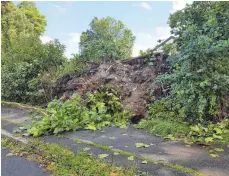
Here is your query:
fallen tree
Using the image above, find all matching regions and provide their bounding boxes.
[52,52,170,123]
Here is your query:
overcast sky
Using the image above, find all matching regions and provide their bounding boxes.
[36,1,192,58]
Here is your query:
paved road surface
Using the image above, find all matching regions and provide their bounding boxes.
[1,148,49,176]
[2,106,229,176]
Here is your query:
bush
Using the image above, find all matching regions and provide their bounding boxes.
[1,37,67,105]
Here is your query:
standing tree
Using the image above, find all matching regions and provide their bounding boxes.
[79,17,135,60]
[17,1,47,36]
[1,2,34,52]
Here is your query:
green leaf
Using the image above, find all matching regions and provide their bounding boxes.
[214,128,222,134]
[85,124,97,131]
[83,147,90,151]
[113,152,119,155]
[190,125,200,133]
[214,148,224,152]
[119,124,127,129]
[205,137,214,143]
[135,143,150,148]
[141,160,148,164]
[210,153,219,158]
[98,154,109,159]
[213,134,223,140]
[165,134,175,140]
[127,156,134,161]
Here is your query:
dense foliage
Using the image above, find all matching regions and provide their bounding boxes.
[1,2,86,105]
[17,1,47,35]
[22,90,133,137]
[79,17,135,60]
[1,36,66,104]
[151,2,229,123]
[1,2,35,52]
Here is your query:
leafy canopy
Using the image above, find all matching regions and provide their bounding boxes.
[17,1,47,35]
[79,17,135,60]
[1,2,35,52]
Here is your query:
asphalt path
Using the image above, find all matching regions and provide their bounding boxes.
[1,148,49,176]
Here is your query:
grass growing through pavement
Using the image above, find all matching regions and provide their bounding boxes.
[1,118,22,126]
[66,136,205,176]
[1,136,138,176]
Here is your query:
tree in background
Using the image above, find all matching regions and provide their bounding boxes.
[1,2,34,52]
[79,17,135,60]
[17,1,47,36]
[1,2,66,104]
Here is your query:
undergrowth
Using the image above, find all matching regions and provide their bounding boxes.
[138,2,229,145]
[1,136,137,176]
[137,107,229,144]
[136,119,190,138]
[20,89,133,137]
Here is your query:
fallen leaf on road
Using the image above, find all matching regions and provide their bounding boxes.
[113,152,119,155]
[141,160,148,164]
[214,148,224,152]
[210,153,219,158]
[127,156,134,161]
[83,147,90,151]
[109,136,116,140]
[98,154,109,159]
[135,143,150,148]
[6,153,14,157]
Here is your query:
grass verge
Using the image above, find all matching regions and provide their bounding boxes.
[64,136,205,176]
[1,136,138,176]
